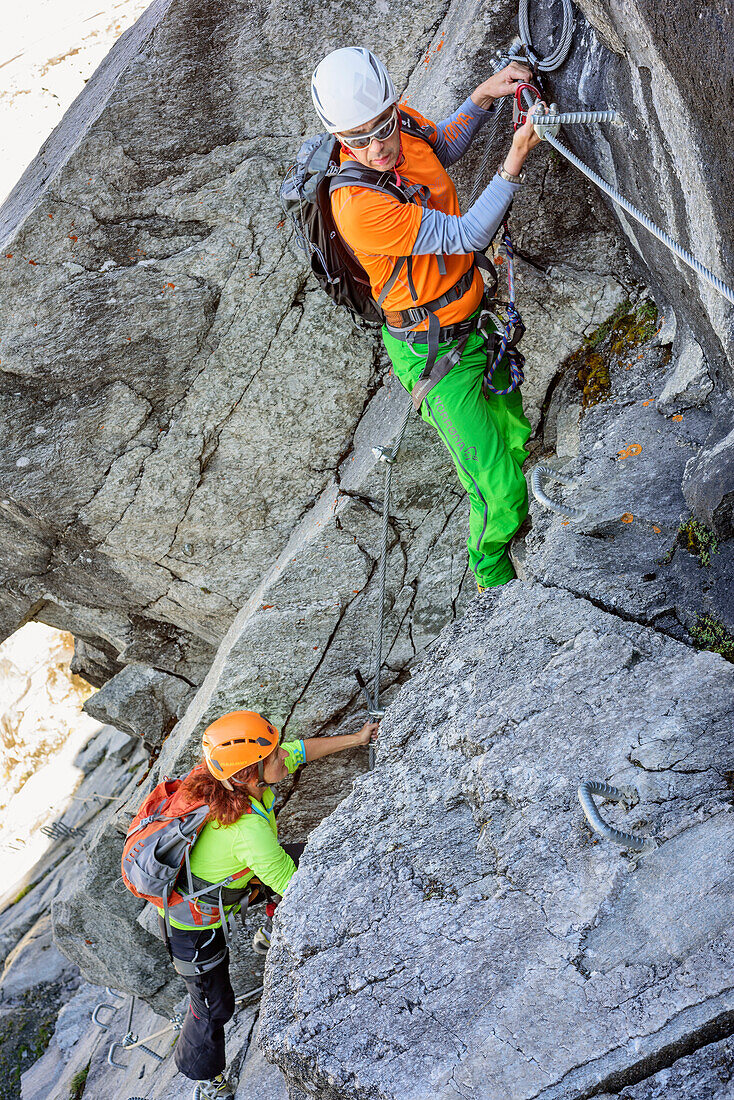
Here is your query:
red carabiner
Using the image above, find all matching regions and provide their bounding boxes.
[513,82,543,130]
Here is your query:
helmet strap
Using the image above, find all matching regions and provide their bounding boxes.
[258,759,265,784]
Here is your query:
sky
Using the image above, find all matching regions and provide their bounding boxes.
[0,0,150,204]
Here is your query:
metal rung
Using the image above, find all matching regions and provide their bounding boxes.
[92,1003,118,1030]
[40,821,81,840]
[539,109,622,126]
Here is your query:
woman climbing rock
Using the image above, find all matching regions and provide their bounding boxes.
[311,47,545,590]
[148,710,378,1099]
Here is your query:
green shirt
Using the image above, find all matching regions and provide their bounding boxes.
[161,739,306,929]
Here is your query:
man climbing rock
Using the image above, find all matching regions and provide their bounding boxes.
[144,711,377,1099]
[311,47,544,590]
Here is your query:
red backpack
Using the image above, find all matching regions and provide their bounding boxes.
[121,772,252,936]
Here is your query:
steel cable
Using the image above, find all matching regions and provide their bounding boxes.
[518,0,575,71]
[370,397,412,768]
[530,464,585,519]
[543,131,734,305]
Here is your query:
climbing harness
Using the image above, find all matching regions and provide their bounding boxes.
[530,465,585,519]
[479,223,525,396]
[578,780,656,854]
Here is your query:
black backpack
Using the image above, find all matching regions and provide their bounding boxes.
[280,110,437,324]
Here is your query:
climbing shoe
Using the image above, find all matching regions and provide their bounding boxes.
[252,917,272,955]
[194,1072,235,1099]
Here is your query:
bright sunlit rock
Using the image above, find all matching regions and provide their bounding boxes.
[0,0,150,204]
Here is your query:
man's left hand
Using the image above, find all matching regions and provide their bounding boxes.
[471,62,534,110]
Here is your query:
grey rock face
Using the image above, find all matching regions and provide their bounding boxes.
[261,582,734,1099]
[612,1037,734,1099]
[3,0,728,698]
[656,331,714,413]
[518,324,733,644]
[0,0,731,1093]
[83,662,195,754]
[552,0,734,373]
[682,423,734,539]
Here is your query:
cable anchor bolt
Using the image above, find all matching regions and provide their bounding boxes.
[372,445,397,465]
[534,107,624,139]
[532,101,561,140]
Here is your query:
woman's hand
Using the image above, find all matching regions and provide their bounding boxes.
[471,62,534,110]
[354,721,380,747]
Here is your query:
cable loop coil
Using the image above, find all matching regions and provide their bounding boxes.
[530,465,585,519]
[518,0,575,71]
[578,780,656,853]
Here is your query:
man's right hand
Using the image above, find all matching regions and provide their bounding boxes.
[512,101,547,154]
[354,721,380,746]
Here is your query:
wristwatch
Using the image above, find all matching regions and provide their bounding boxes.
[497,163,525,184]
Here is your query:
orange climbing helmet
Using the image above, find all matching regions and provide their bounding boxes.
[202,710,279,789]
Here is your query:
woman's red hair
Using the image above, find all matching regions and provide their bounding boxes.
[179,761,258,827]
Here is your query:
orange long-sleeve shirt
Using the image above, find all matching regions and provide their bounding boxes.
[331,104,484,330]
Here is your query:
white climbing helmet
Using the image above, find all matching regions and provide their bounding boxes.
[311,47,397,134]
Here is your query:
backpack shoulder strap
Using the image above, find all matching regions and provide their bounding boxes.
[329,163,410,204]
[397,108,436,147]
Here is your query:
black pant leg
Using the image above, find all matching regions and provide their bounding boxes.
[281,841,305,867]
[162,922,235,1081]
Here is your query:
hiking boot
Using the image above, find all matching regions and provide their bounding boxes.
[252,918,272,955]
[194,1072,235,1099]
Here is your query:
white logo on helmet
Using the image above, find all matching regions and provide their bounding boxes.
[351,71,385,112]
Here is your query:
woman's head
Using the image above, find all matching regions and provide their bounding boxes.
[185,709,286,826]
[202,710,279,791]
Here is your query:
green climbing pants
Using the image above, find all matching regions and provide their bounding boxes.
[382,318,531,588]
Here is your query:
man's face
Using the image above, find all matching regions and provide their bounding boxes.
[338,105,401,171]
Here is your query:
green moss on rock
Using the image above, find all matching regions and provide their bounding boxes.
[690,615,734,662]
[577,350,611,408]
[568,298,660,410]
[662,517,720,567]
[69,1061,90,1099]
[678,517,719,566]
[0,984,64,1100]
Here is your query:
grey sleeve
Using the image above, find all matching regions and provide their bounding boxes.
[432,96,496,168]
[411,175,521,254]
